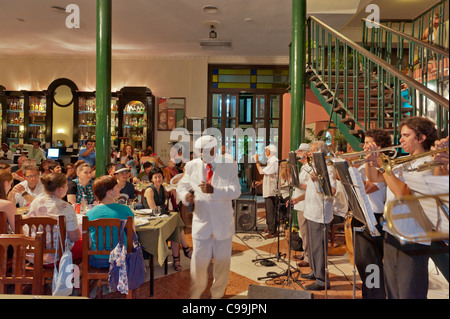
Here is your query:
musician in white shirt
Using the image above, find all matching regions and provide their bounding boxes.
[352,128,392,299]
[289,143,312,266]
[365,117,439,299]
[253,145,279,239]
[177,135,241,299]
[300,141,337,291]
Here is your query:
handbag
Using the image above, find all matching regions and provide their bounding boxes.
[108,220,146,294]
[289,231,304,252]
[52,221,74,296]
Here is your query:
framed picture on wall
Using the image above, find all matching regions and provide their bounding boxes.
[157,97,185,131]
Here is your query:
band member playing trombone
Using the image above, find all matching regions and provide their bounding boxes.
[365,116,439,299]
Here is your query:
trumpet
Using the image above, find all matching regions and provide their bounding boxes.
[384,193,449,243]
[381,147,449,175]
[334,145,402,166]
[336,145,402,159]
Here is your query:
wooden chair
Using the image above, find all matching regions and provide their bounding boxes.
[81,215,135,299]
[329,222,345,247]
[0,232,45,295]
[0,211,8,234]
[15,214,66,286]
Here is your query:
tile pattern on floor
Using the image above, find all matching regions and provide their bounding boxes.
[99,210,449,299]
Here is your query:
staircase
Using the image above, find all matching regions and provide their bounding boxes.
[305,15,449,151]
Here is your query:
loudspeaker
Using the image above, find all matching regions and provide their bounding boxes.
[235,199,257,232]
[247,285,312,299]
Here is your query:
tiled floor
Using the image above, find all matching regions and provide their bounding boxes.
[101,208,449,300]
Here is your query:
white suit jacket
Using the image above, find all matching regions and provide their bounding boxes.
[177,157,241,240]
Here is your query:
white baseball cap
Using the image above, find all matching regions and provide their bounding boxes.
[265,144,278,155]
[296,143,310,152]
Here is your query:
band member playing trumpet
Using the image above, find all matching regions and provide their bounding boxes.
[365,116,438,299]
[351,128,392,299]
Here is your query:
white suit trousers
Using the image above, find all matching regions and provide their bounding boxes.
[190,235,233,299]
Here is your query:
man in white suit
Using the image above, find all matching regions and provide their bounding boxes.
[177,135,241,299]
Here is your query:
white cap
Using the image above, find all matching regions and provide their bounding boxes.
[296,143,310,152]
[194,135,218,150]
[265,144,278,155]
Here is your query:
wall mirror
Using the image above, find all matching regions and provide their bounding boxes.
[48,78,78,148]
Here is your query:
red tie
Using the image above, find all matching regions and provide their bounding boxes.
[206,164,213,183]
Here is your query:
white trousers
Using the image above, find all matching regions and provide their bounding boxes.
[190,235,233,299]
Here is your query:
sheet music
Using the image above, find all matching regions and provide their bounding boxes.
[348,167,381,237]
[402,174,449,236]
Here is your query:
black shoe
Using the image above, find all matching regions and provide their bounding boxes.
[305,282,330,291]
[300,273,315,280]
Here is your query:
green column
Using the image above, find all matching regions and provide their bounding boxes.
[95,0,112,177]
[290,0,307,151]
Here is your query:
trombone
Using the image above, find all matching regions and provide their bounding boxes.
[381,147,449,175]
[384,193,449,243]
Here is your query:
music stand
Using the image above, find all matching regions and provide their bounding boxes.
[333,160,380,236]
[311,151,334,298]
[283,152,305,288]
[333,159,381,298]
[255,154,306,291]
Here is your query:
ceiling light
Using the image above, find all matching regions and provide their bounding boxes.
[199,39,232,50]
[209,25,217,39]
[202,5,218,14]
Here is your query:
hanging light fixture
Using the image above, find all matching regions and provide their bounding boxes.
[209,25,217,39]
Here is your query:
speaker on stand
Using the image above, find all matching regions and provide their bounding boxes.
[235,199,257,232]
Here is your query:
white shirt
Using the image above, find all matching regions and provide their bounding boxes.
[0,149,13,162]
[333,180,348,218]
[293,163,312,212]
[384,155,433,245]
[261,155,279,198]
[358,165,386,215]
[14,181,45,207]
[177,157,241,240]
[303,164,337,224]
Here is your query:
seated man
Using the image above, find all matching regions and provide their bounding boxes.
[8,162,45,207]
[137,161,153,182]
[113,164,136,206]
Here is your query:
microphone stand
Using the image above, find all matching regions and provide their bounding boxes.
[256,161,306,291]
[309,161,332,299]
[352,225,365,299]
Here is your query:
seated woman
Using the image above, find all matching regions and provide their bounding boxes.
[143,167,192,271]
[86,175,135,268]
[0,169,17,233]
[39,159,53,177]
[48,162,62,174]
[66,163,95,206]
[120,144,140,178]
[26,173,82,264]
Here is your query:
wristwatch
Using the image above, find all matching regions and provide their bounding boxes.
[22,191,29,197]
[377,167,386,174]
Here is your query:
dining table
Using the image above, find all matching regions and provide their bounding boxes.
[134,210,185,296]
